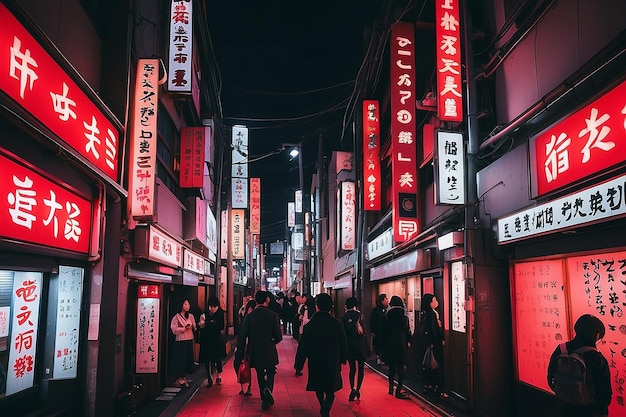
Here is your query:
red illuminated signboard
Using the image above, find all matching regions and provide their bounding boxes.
[0,152,92,254]
[250,178,261,234]
[363,100,381,211]
[180,127,206,188]
[533,79,626,196]
[390,21,419,243]
[435,0,463,122]
[0,3,120,182]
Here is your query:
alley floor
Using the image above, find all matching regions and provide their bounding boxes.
[143,334,463,417]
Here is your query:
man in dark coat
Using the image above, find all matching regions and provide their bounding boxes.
[198,296,226,387]
[235,290,283,410]
[381,295,412,399]
[294,293,348,417]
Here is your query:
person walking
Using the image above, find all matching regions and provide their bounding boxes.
[381,295,411,399]
[547,314,611,417]
[369,293,388,365]
[198,296,226,388]
[170,298,197,387]
[235,290,283,410]
[420,293,447,398]
[283,290,298,336]
[235,298,256,396]
[341,296,370,402]
[295,293,348,417]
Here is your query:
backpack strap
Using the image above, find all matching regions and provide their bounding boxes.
[574,346,597,355]
[559,343,568,354]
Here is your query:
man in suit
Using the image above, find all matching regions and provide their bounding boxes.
[235,290,283,410]
[294,293,348,417]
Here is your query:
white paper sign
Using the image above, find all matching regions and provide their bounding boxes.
[53,266,84,379]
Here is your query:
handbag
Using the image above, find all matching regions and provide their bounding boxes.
[237,359,251,384]
[422,345,439,370]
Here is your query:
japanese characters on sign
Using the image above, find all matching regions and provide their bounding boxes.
[250,178,261,234]
[295,190,303,213]
[498,174,626,243]
[435,0,463,122]
[340,181,356,251]
[363,100,381,211]
[128,59,159,219]
[183,248,204,275]
[167,0,193,94]
[533,79,626,196]
[451,261,466,333]
[287,202,295,228]
[390,22,419,243]
[231,209,245,260]
[6,272,42,396]
[147,225,182,268]
[0,4,121,184]
[53,266,83,380]
[0,152,92,254]
[513,259,568,393]
[180,127,206,188]
[435,131,465,204]
[136,285,160,374]
[231,126,248,209]
[220,210,228,260]
[567,250,626,417]
[367,228,394,261]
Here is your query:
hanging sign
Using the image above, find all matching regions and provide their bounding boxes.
[128,59,159,219]
[435,0,463,122]
[231,209,245,260]
[250,178,261,234]
[363,100,381,210]
[390,21,419,243]
[136,285,160,373]
[180,127,206,188]
[435,131,465,204]
[167,0,193,93]
[340,181,356,251]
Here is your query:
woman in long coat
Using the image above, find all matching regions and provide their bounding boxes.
[420,293,447,397]
[381,295,412,399]
[199,296,226,387]
[295,294,348,417]
[341,296,370,401]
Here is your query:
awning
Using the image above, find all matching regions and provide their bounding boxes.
[323,271,352,289]
[126,264,172,283]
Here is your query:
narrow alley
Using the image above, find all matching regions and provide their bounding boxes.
[140,335,461,417]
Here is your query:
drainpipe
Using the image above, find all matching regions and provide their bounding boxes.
[462,2,478,412]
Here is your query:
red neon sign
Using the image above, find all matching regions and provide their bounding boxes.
[435,0,463,122]
[534,79,626,195]
[363,100,381,211]
[390,22,419,243]
[0,153,92,253]
[0,3,120,182]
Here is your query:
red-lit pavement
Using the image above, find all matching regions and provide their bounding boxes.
[176,335,448,417]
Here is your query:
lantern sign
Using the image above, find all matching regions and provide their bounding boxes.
[435,0,463,122]
[167,0,193,93]
[390,21,419,243]
[363,100,381,211]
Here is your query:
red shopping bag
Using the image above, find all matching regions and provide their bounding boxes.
[237,359,251,384]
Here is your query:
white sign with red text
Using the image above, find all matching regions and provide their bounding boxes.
[128,59,159,219]
[167,0,193,93]
[340,181,356,251]
[6,272,42,396]
[183,248,205,275]
[147,226,182,267]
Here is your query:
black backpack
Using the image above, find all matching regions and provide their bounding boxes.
[549,343,596,405]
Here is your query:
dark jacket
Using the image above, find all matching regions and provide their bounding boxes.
[199,308,226,362]
[420,308,444,346]
[341,309,370,360]
[547,337,611,417]
[235,306,282,370]
[380,306,411,364]
[295,311,348,392]
[369,304,387,351]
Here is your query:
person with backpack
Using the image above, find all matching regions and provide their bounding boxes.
[341,296,370,401]
[547,314,612,417]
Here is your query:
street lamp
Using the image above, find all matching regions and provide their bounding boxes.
[281,142,310,295]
